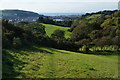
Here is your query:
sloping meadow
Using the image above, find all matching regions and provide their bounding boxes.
[2,46,118,79]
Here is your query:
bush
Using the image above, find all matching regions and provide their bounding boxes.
[81,45,90,52]
[12,37,22,48]
[76,39,91,45]
[2,36,11,49]
[51,29,65,39]
[90,45,119,52]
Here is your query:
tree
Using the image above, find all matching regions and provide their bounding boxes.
[51,29,65,39]
[89,30,100,40]
[2,19,47,48]
[75,39,91,46]
[116,29,120,36]
[12,37,22,48]
[112,36,120,47]
[37,17,54,24]
[94,36,112,46]
[71,21,92,41]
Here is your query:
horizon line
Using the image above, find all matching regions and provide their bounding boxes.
[1,9,118,14]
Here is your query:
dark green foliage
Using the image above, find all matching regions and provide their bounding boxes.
[37,17,54,24]
[70,10,120,50]
[69,19,82,32]
[71,21,92,41]
[89,30,101,40]
[54,39,80,52]
[75,39,91,46]
[2,35,12,49]
[55,20,72,27]
[51,29,65,39]
[2,19,79,52]
[49,29,80,51]
[94,36,112,46]
[112,36,120,47]
[116,29,120,36]
[37,16,72,27]
[82,10,118,17]
[89,22,101,30]
[2,19,24,48]
[12,37,22,48]
[22,23,46,39]
[2,19,46,49]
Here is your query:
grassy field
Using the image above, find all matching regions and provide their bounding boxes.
[53,19,63,21]
[86,14,101,19]
[3,46,118,78]
[41,23,71,38]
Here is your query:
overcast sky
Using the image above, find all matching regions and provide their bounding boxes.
[0,0,119,13]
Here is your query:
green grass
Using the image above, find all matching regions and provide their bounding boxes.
[86,14,101,19]
[3,46,118,78]
[41,23,71,38]
[53,19,62,21]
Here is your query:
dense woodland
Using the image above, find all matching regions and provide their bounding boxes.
[2,10,120,53]
[70,10,120,52]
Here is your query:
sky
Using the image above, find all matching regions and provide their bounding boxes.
[0,0,119,13]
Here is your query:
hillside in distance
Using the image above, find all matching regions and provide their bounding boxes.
[0,9,43,22]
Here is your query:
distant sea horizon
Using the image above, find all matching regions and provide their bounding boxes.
[39,13,85,16]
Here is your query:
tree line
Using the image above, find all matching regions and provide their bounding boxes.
[37,17,72,27]
[2,10,120,53]
[69,10,120,52]
[2,19,79,52]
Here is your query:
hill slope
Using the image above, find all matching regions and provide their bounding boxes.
[1,9,43,22]
[1,10,40,17]
[3,47,118,78]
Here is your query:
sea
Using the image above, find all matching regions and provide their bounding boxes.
[39,13,85,16]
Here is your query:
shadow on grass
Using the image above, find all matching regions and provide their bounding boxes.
[49,48,70,54]
[2,49,27,79]
[30,46,54,54]
[2,46,55,79]
[3,46,119,79]
[13,46,54,54]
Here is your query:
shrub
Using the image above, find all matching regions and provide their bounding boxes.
[2,36,11,49]
[81,45,90,52]
[76,39,91,45]
[51,29,65,39]
[12,37,22,48]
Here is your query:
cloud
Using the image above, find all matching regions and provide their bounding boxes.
[0,1,118,13]
[1,0,119,3]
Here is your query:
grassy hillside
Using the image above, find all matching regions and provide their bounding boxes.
[86,14,101,19]
[3,46,118,78]
[41,23,71,38]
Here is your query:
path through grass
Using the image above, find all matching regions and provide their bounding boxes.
[3,46,118,78]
